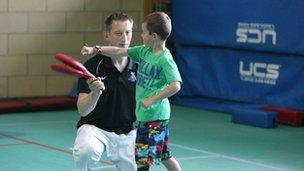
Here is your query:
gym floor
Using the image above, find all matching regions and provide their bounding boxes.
[0,105,303,171]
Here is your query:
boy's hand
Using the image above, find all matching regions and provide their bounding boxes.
[141,98,154,108]
[81,45,95,55]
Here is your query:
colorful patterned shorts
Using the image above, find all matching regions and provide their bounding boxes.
[135,120,172,167]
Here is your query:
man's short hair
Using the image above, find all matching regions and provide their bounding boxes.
[144,12,172,41]
[105,12,133,31]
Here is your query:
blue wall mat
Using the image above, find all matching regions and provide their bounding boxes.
[173,45,304,109]
[173,0,304,55]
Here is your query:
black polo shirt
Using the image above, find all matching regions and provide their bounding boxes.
[77,54,137,134]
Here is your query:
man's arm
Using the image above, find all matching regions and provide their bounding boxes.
[81,45,127,60]
[77,78,104,116]
[141,81,181,108]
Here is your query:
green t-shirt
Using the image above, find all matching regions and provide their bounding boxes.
[127,45,182,122]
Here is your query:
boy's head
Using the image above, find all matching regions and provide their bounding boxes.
[104,12,133,48]
[142,12,172,42]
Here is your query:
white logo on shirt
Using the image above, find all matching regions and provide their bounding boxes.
[128,72,136,82]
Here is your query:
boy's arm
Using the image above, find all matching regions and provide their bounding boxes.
[99,46,128,59]
[81,45,127,59]
[141,81,181,108]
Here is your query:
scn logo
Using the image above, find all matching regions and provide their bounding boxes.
[239,61,280,85]
[236,22,276,45]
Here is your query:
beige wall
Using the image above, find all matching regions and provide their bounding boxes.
[0,0,144,98]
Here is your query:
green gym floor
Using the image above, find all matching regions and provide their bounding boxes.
[0,105,303,171]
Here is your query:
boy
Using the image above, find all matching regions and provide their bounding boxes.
[82,12,182,171]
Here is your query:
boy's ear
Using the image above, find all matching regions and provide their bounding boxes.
[152,33,158,39]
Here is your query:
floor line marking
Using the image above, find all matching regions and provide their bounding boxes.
[0,142,30,147]
[171,143,286,171]
[177,155,219,161]
[0,120,75,126]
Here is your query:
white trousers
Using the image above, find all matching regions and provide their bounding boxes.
[73,124,137,171]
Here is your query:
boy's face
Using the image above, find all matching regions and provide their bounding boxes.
[141,23,154,46]
[105,20,133,48]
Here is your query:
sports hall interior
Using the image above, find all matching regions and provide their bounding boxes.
[0,0,303,171]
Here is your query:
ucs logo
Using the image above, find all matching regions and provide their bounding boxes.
[239,61,280,85]
[236,22,276,45]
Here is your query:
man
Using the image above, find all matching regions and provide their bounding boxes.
[73,12,137,171]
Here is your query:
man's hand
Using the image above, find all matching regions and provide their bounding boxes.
[86,77,105,94]
[81,45,95,55]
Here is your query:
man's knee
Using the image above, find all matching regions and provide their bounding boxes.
[73,141,103,164]
[73,145,91,164]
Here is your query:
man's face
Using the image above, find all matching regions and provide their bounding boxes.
[105,20,133,48]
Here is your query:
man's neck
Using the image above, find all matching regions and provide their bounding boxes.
[112,56,128,72]
[112,56,127,63]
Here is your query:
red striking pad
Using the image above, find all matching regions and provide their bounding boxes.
[51,53,105,91]
[51,53,95,79]
[261,105,304,126]
[51,63,93,79]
